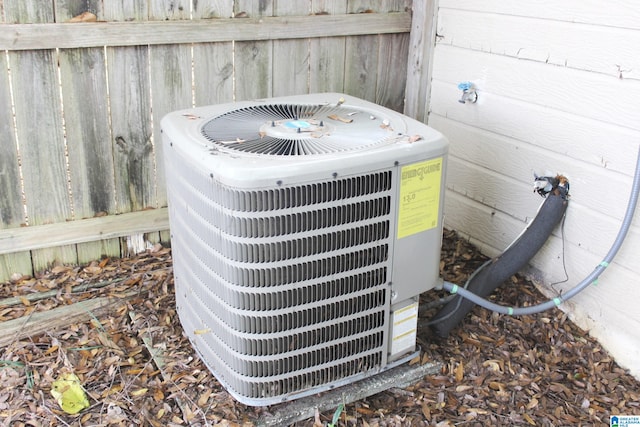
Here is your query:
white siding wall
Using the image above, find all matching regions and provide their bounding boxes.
[428,0,640,378]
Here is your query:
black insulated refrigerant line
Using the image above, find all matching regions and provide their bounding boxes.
[429,181,570,338]
[431,146,640,338]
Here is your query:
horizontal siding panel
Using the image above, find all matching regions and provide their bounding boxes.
[531,238,640,340]
[428,80,640,176]
[446,195,598,288]
[438,119,640,274]
[560,203,640,275]
[447,183,640,277]
[438,0,640,30]
[448,173,640,277]
[531,235,640,316]
[446,163,640,276]
[526,236,592,291]
[446,156,541,221]
[437,8,640,79]
[431,114,636,221]
[432,44,640,131]
[444,189,530,255]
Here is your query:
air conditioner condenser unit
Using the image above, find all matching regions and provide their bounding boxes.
[161,93,448,406]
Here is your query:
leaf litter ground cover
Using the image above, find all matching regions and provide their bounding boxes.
[0,230,639,426]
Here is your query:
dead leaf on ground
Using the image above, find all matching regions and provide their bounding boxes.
[1,230,639,425]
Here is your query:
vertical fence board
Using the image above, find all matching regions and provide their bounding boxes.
[3,0,54,23]
[309,1,347,93]
[192,1,234,106]
[344,1,381,102]
[0,252,34,282]
[376,33,409,112]
[149,0,190,247]
[193,42,234,106]
[273,2,311,96]
[6,1,78,273]
[404,0,435,122]
[349,0,383,13]
[149,0,192,210]
[106,46,155,213]
[0,54,23,228]
[58,49,115,210]
[0,24,33,280]
[234,0,273,101]
[6,19,69,226]
[343,0,408,110]
[192,0,233,19]
[103,2,155,254]
[59,48,121,263]
[375,0,410,112]
[344,34,379,102]
[55,0,120,264]
[309,35,346,93]
[384,0,412,12]
[8,50,71,224]
[149,0,189,20]
[102,1,146,22]
[53,0,104,21]
[58,53,114,215]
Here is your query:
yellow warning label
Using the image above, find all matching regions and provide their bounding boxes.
[397,157,442,239]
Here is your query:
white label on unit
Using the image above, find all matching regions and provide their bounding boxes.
[390,301,419,356]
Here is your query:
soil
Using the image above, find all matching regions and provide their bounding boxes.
[1,229,638,426]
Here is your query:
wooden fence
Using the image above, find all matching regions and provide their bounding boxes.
[0,0,435,282]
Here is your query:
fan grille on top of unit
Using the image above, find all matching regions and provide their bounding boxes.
[201,103,397,155]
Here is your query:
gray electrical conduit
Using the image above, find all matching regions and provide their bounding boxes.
[436,146,640,321]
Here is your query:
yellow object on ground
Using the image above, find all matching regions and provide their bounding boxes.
[50,372,90,414]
